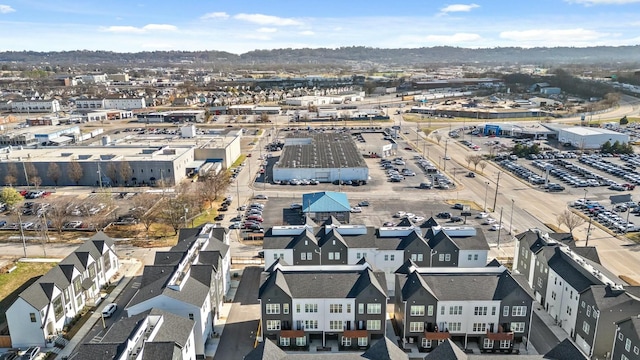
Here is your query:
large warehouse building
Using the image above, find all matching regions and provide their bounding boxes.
[272,132,369,183]
[556,126,630,149]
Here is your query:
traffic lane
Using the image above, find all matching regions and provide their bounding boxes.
[214,266,261,360]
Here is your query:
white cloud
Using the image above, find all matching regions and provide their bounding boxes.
[300,30,315,36]
[440,3,480,13]
[257,27,277,33]
[142,24,177,31]
[201,12,229,20]
[0,4,15,13]
[499,28,608,43]
[566,0,640,4]
[234,13,302,26]
[425,33,482,43]
[101,24,177,34]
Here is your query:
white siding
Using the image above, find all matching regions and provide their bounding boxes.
[291,298,355,331]
[545,268,580,335]
[7,298,45,348]
[436,300,501,335]
[458,250,488,267]
[263,249,293,269]
[347,248,376,266]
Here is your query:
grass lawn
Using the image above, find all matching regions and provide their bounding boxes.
[0,262,58,324]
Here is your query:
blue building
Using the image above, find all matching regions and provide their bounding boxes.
[301,191,351,223]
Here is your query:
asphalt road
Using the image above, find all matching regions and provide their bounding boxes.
[214,266,261,360]
[529,311,561,355]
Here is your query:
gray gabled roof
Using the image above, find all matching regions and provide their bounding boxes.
[153,251,185,266]
[544,338,589,360]
[149,308,194,348]
[361,336,408,360]
[425,338,468,359]
[75,343,125,360]
[243,338,288,360]
[427,230,458,250]
[142,342,181,360]
[419,270,531,302]
[319,228,347,248]
[586,285,640,311]
[399,270,435,301]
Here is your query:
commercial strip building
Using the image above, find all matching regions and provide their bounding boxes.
[273,132,368,183]
[136,110,205,123]
[75,97,146,110]
[0,126,241,186]
[6,233,119,348]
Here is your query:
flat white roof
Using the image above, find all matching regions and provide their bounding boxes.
[563,127,626,136]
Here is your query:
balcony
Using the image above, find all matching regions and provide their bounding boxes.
[485,325,514,341]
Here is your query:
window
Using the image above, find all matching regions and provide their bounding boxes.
[586,306,591,317]
[330,320,343,330]
[188,313,194,320]
[500,340,511,349]
[593,310,599,319]
[301,252,306,260]
[619,333,624,341]
[367,303,381,314]
[483,338,494,348]
[474,254,479,261]
[582,321,590,335]
[512,306,527,317]
[448,322,461,332]
[621,355,629,360]
[305,304,318,313]
[445,254,451,261]
[296,304,301,313]
[411,254,423,262]
[427,305,434,316]
[274,254,279,260]
[358,303,364,314]
[468,254,473,261]
[266,320,281,330]
[266,304,280,314]
[283,304,289,314]
[472,323,486,332]
[634,346,639,355]
[449,306,463,315]
[342,337,351,346]
[567,306,572,316]
[439,254,444,261]
[304,320,318,329]
[358,337,368,346]
[390,255,395,261]
[581,301,585,308]
[347,304,351,313]
[409,322,424,332]
[422,339,432,348]
[626,339,632,351]
[511,322,525,333]
[357,253,361,259]
[29,313,36,322]
[492,307,496,316]
[296,337,306,346]
[537,278,543,287]
[366,320,381,330]
[441,307,445,315]
[410,305,425,316]
[503,306,509,316]
[474,306,488,316]
[280,337,290,346]
[384,255,389,261]
[53,296,63,320]
[330,304,343,313]
[328,252,340,260]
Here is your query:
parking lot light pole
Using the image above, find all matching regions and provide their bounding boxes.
[509,199,515,235]
[484,182,490,212]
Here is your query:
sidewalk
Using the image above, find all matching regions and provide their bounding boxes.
[204,268,243,359]
[54,258,142,359]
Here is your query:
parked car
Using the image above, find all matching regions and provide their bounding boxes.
[102,303,117,318]
[453,203,464,210]
[466,172,476,178]
[18,347,40,360]
[490,224,503,231]
[254,194,268,200]
[350,207,362,213]
[358,201,370,207]
[436,212,452,219]
[449,216,463,223]
[214,214,225,221]
[476,212,489,219]
[290,203,302,209]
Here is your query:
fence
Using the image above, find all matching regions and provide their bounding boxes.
[231,256,264,265]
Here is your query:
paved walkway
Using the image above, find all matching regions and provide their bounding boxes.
[204,269,242,359]
[54,258,142,359]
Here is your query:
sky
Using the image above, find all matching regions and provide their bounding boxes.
[0,0,639,53]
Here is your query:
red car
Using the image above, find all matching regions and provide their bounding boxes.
[246,215,264,222]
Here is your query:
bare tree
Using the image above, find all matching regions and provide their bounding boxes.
[25,162,38,186]
[465,155,473,168]
[434,133,443,145]
[47,199,73,233]
[470,155,483,170]
[68,161,83,185]
[119,161,132,186]
[556,210,585,235]
[131,193,162,237]
[31,176,42,189]
[105,162,118,186]
[479,161,488,174]
[5,163,17,187]
[199,170,231,209]
[47,163,61,188]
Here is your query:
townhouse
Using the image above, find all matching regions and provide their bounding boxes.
[10,99,61,113]
[513,229,640,359]
[75,308,196,360]
[422,338,588,360]
[245,337,409,360]
[262,217,489,294]
[394,262,533,353]
[125,224,230,357]
[75,97,146,110]
[258,261,387,350]
[7,232,119,348]
[612,317,640,360]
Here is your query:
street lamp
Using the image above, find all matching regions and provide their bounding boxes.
[509,199,515,235]
[483,182,490,212]
[430,249,438,267]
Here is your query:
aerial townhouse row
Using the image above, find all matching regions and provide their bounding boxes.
[514,229,640,359]
[7,232,119,348]
[262,216,490,295]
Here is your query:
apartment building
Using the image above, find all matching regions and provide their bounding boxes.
[245,337,409,360]
[612,317,640,360]
[7,232,119,348]
[75,308,196,360]
[262,217,489,293]
[11,99,61,113]
[76,97,146,110]
[258,261,387,351]
[513,229,640,359]
[394,262,533,353]
[126,224,230,356]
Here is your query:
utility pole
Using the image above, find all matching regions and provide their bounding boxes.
[497,207,504,248]
[444,140,449,172]
[493,171,502,211]
[22,161,30,190]
[585,216,593,247]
